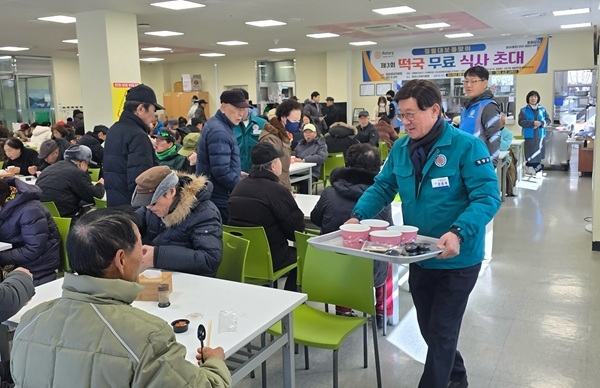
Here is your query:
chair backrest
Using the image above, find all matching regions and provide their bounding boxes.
[94,197,107,209]
[217,232,249,282]
[0,160,3,169]
[42,201,60,217]
[222,225,274,281]
[294,230,318,287]
[53,216,72,272]
[323,152,345,182]
[88,168,101,182]
[303,245,375,315]
[378,141,388,163]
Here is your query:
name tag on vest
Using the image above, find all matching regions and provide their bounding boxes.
[431,177,450,188]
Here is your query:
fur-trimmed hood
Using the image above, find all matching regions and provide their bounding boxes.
[327,122,357,138]
[260,118,290,142]
[163,173,213,228]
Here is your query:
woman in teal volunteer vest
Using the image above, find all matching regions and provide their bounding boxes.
[518,90,551,176]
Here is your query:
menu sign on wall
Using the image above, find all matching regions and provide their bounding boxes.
[362,36,549,81]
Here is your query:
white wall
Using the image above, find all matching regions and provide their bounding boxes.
[52,57,82,119]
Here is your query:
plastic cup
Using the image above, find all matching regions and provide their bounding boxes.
[339,224,371,249]
[387,225,419,243]
[368,230,403,246]
[359,219,389,231]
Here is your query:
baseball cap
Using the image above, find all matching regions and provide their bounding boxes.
[38,140,58,159]
[93,125,109,135]
[198,99,207,104]
[64,144,97,165]
[131,166,179,207]
[326,97,334,102]
[220,90,252,109]
[358,110,370,117]
[152,129,176,143]
[251,142,284,165]
[303,123,318,132]
[178,133,200,157]
[126,84,165,111]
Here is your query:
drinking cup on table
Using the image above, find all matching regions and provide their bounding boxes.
[387,225,419,243]
[359,219,389,231]
[339,224,371,249]
[368,230,403,246]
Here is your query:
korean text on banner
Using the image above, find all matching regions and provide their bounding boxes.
[112,82,140,122]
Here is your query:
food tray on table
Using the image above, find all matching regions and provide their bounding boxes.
[308,230,443,264]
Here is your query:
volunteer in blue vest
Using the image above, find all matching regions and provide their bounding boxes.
[518,90,551,176]
[385,89,401,133]
[347,79,501,388]
[459,66,502,166]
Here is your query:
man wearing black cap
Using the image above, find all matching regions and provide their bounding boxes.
[103,84,161,207]
[228,142,305,291]
[321,96,339,131]
[355,110,379,146]
[27,138,69,175]
[194,99,208,123]
[196,89,250,223]
[78,125,109,166]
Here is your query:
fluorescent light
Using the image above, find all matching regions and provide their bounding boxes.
[150,0,205,10]
[280,66,294,69]
[0,56,11,59]
[416,22,451,29]
[0,47,29,52]
[145,31,184,37]
[306,33,339,39]
[142,47,172,52]
[560,22,592,29]
[349,41,377,46]
[37,15,76,24]
[217,41,248,46]
[140,58,165,62]
[445,33,474,38]
[200,53,225,57]
[269,47,295,52]
[62,39,78,44]
[553,8,590,16]
[372,6,416,15]
[245,20,286,27]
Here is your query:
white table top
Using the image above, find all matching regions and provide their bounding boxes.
[294,194,320,219]
[510,139,525,146]
[498,150,508,161]
[5,272,307,363]
[289,162,316,173]
[0,242,12,252]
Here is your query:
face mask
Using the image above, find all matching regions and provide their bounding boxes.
[386,97,392,102]
[285,120,300,132]
[379,103,386,107]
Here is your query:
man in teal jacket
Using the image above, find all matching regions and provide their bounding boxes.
[349,80,501,388]
[234,109,267,173]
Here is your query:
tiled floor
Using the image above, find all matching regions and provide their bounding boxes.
[236,151,599,388]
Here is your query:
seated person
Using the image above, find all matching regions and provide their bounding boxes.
[3,138,38,176]
[292,123,328,194]
[153,129,188,171]
[28,138,70,175]
[36,145,105,218]
[78,124,109,166]
[10,209,231,388]
[324,122,360,159]
[51,122,76,144]
[0,177,60,285]
[310,143,391,326]
[228,143,305,291]
[178,133,200,174]
[355,110,379,146]
[132,166,222,277]
[499,113,514,153]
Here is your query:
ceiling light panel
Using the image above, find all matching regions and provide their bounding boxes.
[445,33,474,38]
[552,8,590,16]
[416,22,451,29]
[0,47,29,51]
[142,47,172,52]
[560,22,592,29]
[269,48,295,52]
[306,33,339,39]
[62,39,78,44]
[150,1,205,10]
[349,41,377,46]
[372,6,416,15]
[140,58,165,62]
[145,31,184,37]
[245,20,286,27]
[217,41,248,46]
[37,15,76,23]
[200,53,225,57]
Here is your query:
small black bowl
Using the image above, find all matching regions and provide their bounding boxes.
[171,319,190,333]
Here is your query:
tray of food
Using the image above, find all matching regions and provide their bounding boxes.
[307,230,443,264]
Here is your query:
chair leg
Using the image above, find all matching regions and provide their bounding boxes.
[294,343,298,354]
[382,280,388,336]
[304,345,309,370]
[363,321,368,368]
[371,316,383,388]
[333,349,339,388]
[261,333,267,388]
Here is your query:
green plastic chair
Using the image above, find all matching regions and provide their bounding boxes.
[0,160,3,169]
[53,216,72,273]
[269,245,382,388]
[94,197,107,209]
[294,230,319,291]
[217,232,249,283]
[313,152,346,194]
[222,225,297,287]
[42,201,60,217]
[378,141,388,163]
[88,168,101,182]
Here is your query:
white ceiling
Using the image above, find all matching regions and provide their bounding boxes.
[0,0,598,62]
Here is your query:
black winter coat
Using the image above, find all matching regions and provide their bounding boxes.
[0,178,59,285]
[310,167,390,286]
[78,132,104,166]
[37,138,70,172]
[228,169,305,271]
[355,123,379,146]
[103,111,158,207]
[325,124,360,159]
[36,160,105,218]
[135,174,223,277]
[5,147,38,176]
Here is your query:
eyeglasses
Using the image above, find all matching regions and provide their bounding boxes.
[462,79,485,85]
[399,112,419,121]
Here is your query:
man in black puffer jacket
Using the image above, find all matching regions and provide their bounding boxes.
[78,125,108,167]
[104,85,160,207]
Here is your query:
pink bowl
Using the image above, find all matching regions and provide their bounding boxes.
[387,225,419,243]
[339,224,371,249]
[360,219,390,231]
[369,230,403,246]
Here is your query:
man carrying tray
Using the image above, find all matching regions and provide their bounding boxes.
[346,79,501,388]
